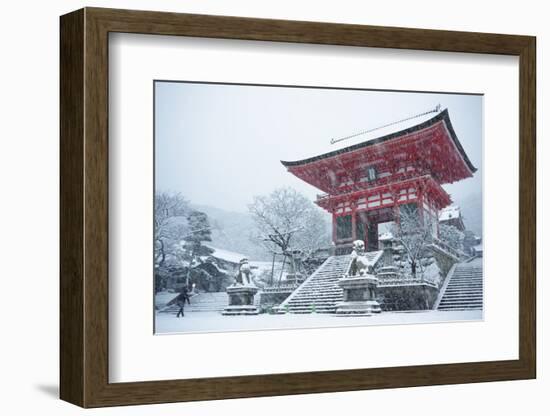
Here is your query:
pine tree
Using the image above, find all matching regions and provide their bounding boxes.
[179,210,214,289]
[183,210,214,259]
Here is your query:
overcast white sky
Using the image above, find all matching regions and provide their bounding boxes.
[155,82,482,214]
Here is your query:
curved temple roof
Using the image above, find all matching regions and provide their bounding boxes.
[281,109,477,174]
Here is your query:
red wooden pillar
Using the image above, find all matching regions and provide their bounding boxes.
[393,195,401,229]
[351,203,357,241]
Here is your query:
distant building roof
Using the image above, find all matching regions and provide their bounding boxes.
[438,205,465,231]
[203,245,279,271]
[203,244,247,264]
[439,205,461,222]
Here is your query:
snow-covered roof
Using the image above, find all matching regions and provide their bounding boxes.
[281,107,442,163]
[204,244,275,268]
[472,244,483,253]
[203,244,247,264]
[378,231,394,241]
[281,109,476,173]
[439,205,461,222]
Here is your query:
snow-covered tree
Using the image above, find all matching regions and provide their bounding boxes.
[154,192,190,268]
[169,210,215,289]
[462,230,479,254]
[154,192,219,292]
[392,203,434,278]
[439,224,465,252]
[248,187,330,273]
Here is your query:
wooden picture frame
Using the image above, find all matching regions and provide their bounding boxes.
[60,7,536,408]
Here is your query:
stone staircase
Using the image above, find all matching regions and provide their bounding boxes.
[435,257,483,311]
[161,292,243,314]
[275,253,380,314]
[275,255,350,314]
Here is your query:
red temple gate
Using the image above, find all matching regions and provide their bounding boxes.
[281,109,476,253]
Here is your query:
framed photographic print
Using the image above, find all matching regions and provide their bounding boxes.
[60,7,536,408]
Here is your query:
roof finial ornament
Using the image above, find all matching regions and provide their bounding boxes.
[330,104,443,145]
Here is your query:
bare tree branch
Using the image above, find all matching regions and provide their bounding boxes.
[248,187,330,264]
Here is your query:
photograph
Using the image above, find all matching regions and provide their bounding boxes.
[53,6,538,409]
[153,81,483,334]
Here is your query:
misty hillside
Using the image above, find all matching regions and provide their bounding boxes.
[453,192,483,237]
[192,204,272,261]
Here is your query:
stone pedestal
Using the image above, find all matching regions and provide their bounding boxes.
[335,274,381,316]
[222,284,259,315]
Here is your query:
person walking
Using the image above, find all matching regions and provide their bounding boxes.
[176,287,191,318]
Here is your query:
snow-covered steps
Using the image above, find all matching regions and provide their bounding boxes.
[275,255,352,314]
[435,257,483,311]
[160,291,255,314]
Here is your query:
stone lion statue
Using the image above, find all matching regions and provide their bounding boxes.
[349,240,373,277]
[235,258,253,286]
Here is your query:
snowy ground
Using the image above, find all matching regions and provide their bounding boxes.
[155,309,483,335]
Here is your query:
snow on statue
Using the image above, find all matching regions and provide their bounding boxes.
[234,258,254,286]
[348,240,373,277]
